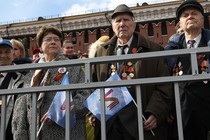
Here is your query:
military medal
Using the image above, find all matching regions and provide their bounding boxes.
[173,61,183,76]
[132,48,137,54]
[110,64,117,75]
[200,59,208,84]
[122,72,127,80]
[198,54,208,84]
[129,73,134,78]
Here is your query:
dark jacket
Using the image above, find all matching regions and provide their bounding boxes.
[164,29,210,136]
[93,32,173,140]
[165,29,210,72]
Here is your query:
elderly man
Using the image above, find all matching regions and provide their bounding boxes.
[0,38,26,140]
[90,4,173,140]
[165,0,210,140]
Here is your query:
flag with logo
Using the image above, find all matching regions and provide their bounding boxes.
[48,73,76,128]
[84,72,133,121]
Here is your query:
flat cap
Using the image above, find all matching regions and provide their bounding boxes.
[111,4,134,19]
[176,0,204,20]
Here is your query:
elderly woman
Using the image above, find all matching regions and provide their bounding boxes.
[12,26,89,140]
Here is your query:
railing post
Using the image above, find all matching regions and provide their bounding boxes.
[31,93,37,140]
[0,95,7,140]
[100,88,106,140]
[174,83,184,140]
[136,85,144,140]
[190,53,199,75]
[65,90,71,140]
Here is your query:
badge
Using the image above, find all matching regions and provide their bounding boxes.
[58,67,67,74]
[132,48,137,54]
[127,61,132,66]
[54,67,67,81]
[178,70,183,76]
[122,72,127,80]
[111,64,116,72]
[129,73,134,78]
[202,71,208,84]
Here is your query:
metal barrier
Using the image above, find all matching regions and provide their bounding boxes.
[1,47,210,140]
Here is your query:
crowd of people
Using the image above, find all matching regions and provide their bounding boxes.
[0,0,210,140]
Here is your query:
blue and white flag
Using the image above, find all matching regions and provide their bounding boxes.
[48,73,76,128]
[84,72,133,121]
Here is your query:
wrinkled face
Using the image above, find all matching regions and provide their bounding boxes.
[13,45,22,59]
[179,8,204,32]
[41,32,62,56]
[112,13,136,42]
[62,43,74,55]
[0,45,14,66]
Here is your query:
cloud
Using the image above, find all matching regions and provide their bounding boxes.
[62,0,144,16]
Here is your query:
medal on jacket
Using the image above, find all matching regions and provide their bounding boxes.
[54,67,67,81]
[120,62,135,80]
[110,64,117,76]
[198,54,209,84]
[173,61,183,76]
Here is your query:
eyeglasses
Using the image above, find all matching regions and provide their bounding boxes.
[43,36,61,43]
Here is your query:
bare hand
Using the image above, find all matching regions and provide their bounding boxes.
[40,112,53,125]
[167,113,175,125]
[144,114,157,130]
[89,115,96,127]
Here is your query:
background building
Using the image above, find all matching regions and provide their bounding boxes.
[0,0,210,57]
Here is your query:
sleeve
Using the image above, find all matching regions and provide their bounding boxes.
[12,94,29,140]
[145,49,174,125]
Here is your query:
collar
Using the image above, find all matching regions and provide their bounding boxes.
[116,35,133,47]
[186,34,201,48]
[0,73,7,77]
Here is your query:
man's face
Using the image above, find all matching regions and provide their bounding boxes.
[0,45,14,66]
[179,8,204,32]
[112,13,136,43]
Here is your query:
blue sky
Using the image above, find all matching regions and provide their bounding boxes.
[0,0,172,24]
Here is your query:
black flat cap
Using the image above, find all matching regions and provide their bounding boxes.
[111,4,134,19]
[176,0,204,20]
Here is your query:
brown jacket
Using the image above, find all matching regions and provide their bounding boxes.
[92,32,173,140]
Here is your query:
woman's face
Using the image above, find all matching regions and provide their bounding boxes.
[41,32,62,57]
[13,45,22,59]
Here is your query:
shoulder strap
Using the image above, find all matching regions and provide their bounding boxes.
[0,72,16,89]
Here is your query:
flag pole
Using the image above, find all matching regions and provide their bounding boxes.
[132,99,155,136]
[36,122,44,138]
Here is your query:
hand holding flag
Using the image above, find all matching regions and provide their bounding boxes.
[47,72,76,128]
[84,72,133,121]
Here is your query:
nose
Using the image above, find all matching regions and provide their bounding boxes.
[119,20,125,26]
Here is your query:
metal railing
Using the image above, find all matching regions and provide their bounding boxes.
[1,47,210,140]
